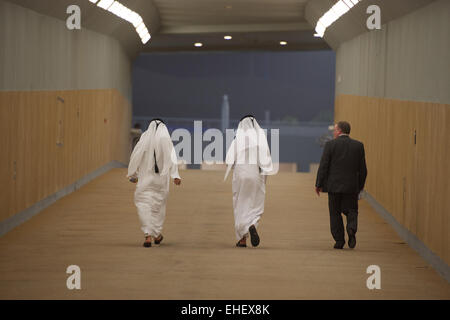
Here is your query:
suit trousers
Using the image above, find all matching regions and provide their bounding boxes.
[327,192,358,243]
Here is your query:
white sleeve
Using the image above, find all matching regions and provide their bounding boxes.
[224,139,236,181]
[169,141,181,180]
[127,132,147,178]
[170,162,181,180]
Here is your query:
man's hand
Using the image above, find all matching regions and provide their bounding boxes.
[174,178,181,186]
[315,187,322,196]
[129,176,138,183]
[358,190,363,200]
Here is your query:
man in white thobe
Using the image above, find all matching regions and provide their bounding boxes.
[225,115,273,247]
[127,119,181,247]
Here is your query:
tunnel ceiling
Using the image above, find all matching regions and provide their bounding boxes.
[5,0,437,58]
[147,0,328,53]
[5,0,327,57]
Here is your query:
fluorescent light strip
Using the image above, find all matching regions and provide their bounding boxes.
[97,0,114,10]
[136,23,146,35]
[332,1,350,17]
[89,0,151,44]
[314,0,360,38]
[138,28,149,38]
[342,0,355,8]
[141,33,151,45]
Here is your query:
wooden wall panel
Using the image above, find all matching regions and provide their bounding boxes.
[335,94,450,265]
[0,89,132,223]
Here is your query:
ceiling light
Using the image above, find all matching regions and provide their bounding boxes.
[316,21,326,33]
[321,11,337,27]
[137,27,149,38]
[97,0,114,10]
[314,0,360,38]
[332,1,350,17]
[194,42,203,47]
[225,5,232,9]
[141,33,151,44]
[108,2,122,15]
[342,0,355,8]
[129,12,143,28]
[224,35,232,40]
[136,23,146,34]
[90,0,151,46]
[280,41,287,46]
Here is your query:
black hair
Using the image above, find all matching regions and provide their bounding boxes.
[337,121,351,134]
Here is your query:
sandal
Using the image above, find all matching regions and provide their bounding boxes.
[249,225,260,247]
[154,234,164,245]
[236,238,247,247]
[143,235,152,248]
[236,241,247,247]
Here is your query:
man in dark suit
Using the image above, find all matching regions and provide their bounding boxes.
[315,121,367,249]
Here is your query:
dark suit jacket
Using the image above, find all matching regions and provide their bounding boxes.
[315,135,367,194]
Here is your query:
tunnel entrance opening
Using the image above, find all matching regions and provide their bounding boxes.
[131,50,336,172]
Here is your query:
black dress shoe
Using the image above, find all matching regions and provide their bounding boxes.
[334,242,345,249]
[348,230,356,249]
[143,241,152,248]
[249,225,260,247]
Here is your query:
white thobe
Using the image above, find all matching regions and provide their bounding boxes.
[134,162,179,237]
[225,116,272,241]
[128,121,180,237]
[232,164,266,240]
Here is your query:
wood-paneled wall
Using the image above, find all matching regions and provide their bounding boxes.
[335,94,450,265]
[0,89,132,222]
